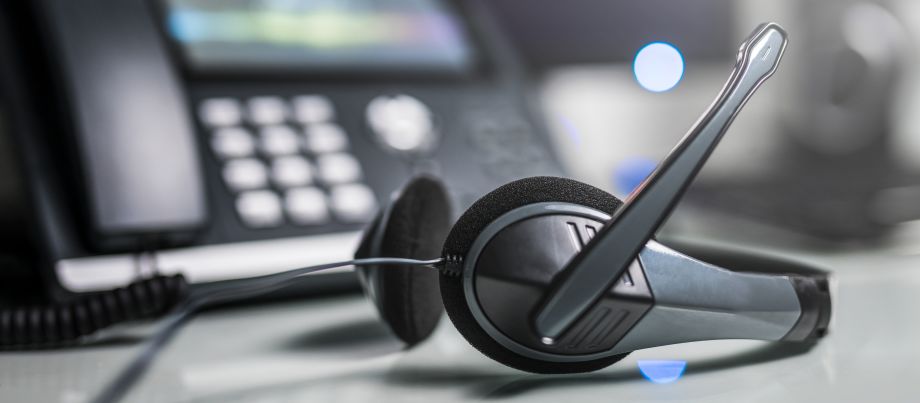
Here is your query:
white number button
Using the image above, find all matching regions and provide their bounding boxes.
[316,153,362,185]
[223,158,268,191]
[211,127,255,159]
[271,156,313,188]
[247,96,288,125]
[259,125,300,156]
[292,95,335,124]
[329,184,377,223]
[284,187,329,225]
[303,123,349,154]
[199,98,242,127]
[236,190,283,228]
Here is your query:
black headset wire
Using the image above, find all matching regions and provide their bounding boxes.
[89,257,445,403]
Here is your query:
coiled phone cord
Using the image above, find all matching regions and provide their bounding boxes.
[0,274,189,348]
[88,257,445,403]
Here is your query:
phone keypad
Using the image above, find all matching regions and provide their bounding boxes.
[199,95,377,229]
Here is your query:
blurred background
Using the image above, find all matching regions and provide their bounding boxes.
[2,0,920,298]
[500,0,920,246]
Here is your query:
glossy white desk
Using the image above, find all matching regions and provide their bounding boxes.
[2,247,918,403]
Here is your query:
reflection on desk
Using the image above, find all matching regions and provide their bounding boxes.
[1,248,918,403]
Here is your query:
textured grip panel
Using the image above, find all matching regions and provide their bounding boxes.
[782,275,832,342]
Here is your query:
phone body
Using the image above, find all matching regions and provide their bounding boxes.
[0,0,563,300]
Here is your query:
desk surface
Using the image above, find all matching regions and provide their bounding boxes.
[2,247,919,403]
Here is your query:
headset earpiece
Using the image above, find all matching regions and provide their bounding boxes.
[438,174,831,374]
[439,176,632,373]
[355,176,452,345]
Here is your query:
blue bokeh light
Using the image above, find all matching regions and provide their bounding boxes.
[637,360,687,384]
[614,157,657,195]
[633,42,684,92]
[558,115,583,147]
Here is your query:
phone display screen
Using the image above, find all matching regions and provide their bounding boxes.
[162,0,475,75]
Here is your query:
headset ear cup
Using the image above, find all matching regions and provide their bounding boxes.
[355,176,452,346]
[439,176,630,373]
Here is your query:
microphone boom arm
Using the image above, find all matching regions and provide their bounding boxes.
[532,23,789,342]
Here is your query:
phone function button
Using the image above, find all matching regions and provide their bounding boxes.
[223,158,268,191]
[292,95,335,124]
[316,153,362,185]
[211,127,255,159]
[366,94,436,154]
[236,190,283,228]
[271,156,313,188]
[303,123,348,153]
[259,125,300,156]
[247,96,288,125]
[329,184,377,223]
[284,187,329,225]
[199,98,242,127]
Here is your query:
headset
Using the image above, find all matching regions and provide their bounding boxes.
[0,22,832,403]
[353,22,830,373]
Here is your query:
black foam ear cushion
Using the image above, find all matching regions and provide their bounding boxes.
[355,176,452,346]
[440,176,630,373]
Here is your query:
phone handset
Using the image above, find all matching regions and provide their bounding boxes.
[39,0,206,248]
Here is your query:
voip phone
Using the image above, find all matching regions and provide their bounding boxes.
[0,0,563,299]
